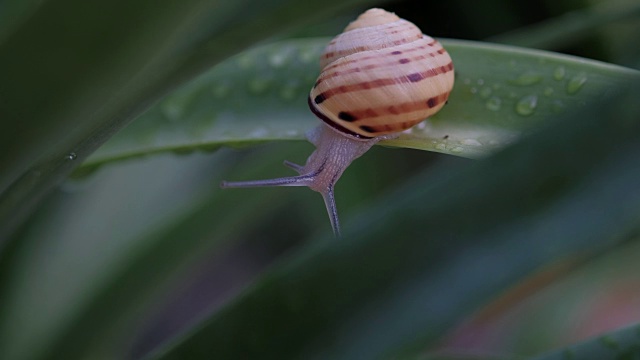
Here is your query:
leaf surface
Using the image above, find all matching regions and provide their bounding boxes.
[82,38,640,171]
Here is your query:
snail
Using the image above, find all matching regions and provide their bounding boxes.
[221,8,454,237]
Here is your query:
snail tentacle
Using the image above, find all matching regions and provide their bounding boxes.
[283,160,304,174]
[221,8,454,236]
[323,185,340,237]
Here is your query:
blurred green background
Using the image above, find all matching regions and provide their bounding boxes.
[1,0,639,359]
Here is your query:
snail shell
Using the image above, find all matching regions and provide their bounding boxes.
[310,8,454,139]
[221,8,455,237]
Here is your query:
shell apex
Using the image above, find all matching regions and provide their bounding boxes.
[344,8,401,31]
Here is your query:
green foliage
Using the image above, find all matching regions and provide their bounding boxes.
[1,0,640,360]
[0,0,376,241]
[82,39,637,169]
[146,82,640,359]
[531,324,640,360]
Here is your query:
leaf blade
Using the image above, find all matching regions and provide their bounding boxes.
[0,0,378,243]
[145,81,640,358]
[529,323,640,360]
[82,38,640,171]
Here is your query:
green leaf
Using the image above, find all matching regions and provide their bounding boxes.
[0,0,378,242]
[529,324,640,360]
[81,38,640,172]
[142,84,640,357]
[418,355,521,360]
[0,144,306,360]
[486,1,640,50]
[0,0,43,44]
[2,69,639,360]
[2,4,640,360]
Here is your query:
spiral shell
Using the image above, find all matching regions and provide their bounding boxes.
[309,8,454,139]
[222,9,455,237]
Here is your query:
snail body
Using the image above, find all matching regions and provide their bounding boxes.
[221,8,454,236]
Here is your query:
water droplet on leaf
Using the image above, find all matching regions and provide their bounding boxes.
[485,97,502,111]
[161,100,184,120]
[268,52,288,68]
[249,127,269,138]
[461,139,482,146]
[553,66,566,81]
[248,78,270,94]
[516,94,538,116]
[567,73,588,94]
[510,71,542,86]
[298,47,318,63]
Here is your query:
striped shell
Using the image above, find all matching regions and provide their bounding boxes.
[309,8,454,139]
[221,9,455,237]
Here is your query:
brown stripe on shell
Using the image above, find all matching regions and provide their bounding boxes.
[359,125,376,134]
[310,89,452,138]
[322,34,423,61]
[338,111,357,121]
[307,96,373,139]
[350,92,451,136]
[322,44,432,73]
[322,39,439,73]
[321,22,424,68]
[315,47,447,87]
[344,91,451,123]
[358,117,425,135]
[314,61,453,103]
[314,93,327,104]
[322,51,337,60]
